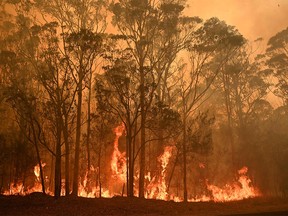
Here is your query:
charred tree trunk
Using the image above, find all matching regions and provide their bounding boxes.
[97,139,102,197]
[30,119,45,194]
[139,63,146,198]
[63,114,70,196]
[182,113,188,202]
[72,71,83,196]
[54,91,63,198]
[126,133,129,196]
[86,72,92,171]
[126,124,134,197]
[167,148,179,192]
[222,72,235,172]
[54,119,62,198]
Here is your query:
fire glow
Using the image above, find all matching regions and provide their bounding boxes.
[145,146,173,200]
[111,124,127,183]
[3,162,50,196]
[205,166,260,202]
[2,125,260,202]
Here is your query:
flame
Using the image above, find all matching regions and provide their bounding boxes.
[3,163,51,195]
[205,166,260,202]
[3,158,260,203]
[3,183,25,195]
[2,127,260,203]
[77,124,126,198]
[111,124,126,183]
[145,146,173,200]
[78,171,91,197]
[77,166,112,198]
[34,162,46,182]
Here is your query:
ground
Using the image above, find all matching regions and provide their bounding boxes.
[0,193,288,216]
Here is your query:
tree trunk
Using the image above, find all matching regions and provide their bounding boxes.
[54,92,63,198]
[126,123,130,196]
[139,64,146,198]
[86,72,92,171]
[97,139,102,198]
[63,114,70,196]
[182,114,188,202]
[223,73,235,172]
[54,119,62,198]
[127,125,134,197]
[72,77,83,196]
[167,148,179,192]
[31,119,45,194]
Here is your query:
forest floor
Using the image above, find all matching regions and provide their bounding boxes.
[0,193,288,216]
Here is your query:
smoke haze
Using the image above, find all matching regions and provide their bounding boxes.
[186,0,288,41]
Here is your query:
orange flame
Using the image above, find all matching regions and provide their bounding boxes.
[111,124,126,183]
[77,124,127,198]
[34,162,46,182]
[3,183,25,195]
[2,130,261,203]
[188,166,260,202]
[145,146,173,200]
[206,166,260,202]
[3,163,51,195]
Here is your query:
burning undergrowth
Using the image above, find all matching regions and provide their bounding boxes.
[2,125,260,202]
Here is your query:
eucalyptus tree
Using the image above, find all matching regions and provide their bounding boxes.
[110,0,159,197]
[65,29,103,195]
[110,0,202,198]
[35,0,107,196]
[266,27,288,105]
[0,10,48,194]
[96,42,140,197]
[0,2,74,196]
[264,28,288,196]
[0,0,108,196]
[215,45,270,170]
[176,17,245,201]
[147,7,203,162]
[28,21,78,197]
[0,56,47,194]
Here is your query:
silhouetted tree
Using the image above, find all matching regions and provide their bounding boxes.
[177,17,245,201]
[266,27,288,104]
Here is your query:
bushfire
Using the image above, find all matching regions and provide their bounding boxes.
[2,125,260,202]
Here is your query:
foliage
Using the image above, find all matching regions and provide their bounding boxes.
[187,111,214,155]
[266,27,288,103]
[0,0,288,199]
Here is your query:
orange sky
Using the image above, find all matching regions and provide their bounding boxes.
[3,1,287,44]
[185,0,288,42]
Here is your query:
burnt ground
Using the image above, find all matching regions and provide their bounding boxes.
[0,193,288,216]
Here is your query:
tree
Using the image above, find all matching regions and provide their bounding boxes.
[212,42,270,172]
[1,0,107,197]
[65,29,103,196]
[35,0,107,196]
[0,8,48,194]
[29,21,77,197]
[96,42,141,197]
[110,0,201,198]
[266,27,288,105]
[177,17,245,201]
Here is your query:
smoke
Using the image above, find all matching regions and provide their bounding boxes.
[186,0,288,41]
[4,1,287,42]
